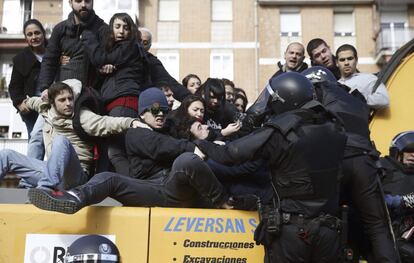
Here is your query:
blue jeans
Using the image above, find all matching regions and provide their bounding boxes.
[19,111,38,137]
[26,115,45,160]
[0,135,87,190]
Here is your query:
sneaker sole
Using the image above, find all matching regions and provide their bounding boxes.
[28,188,80,214]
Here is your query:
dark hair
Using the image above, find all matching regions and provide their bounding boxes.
[222,78,235,89]
[155,80,171,89]
[175,116,199,140]
[105,13,138,51]
[182,74,201,88]
[48,82,73,105]
[336,44,358,60]
[23,19,48,46]
[195,78,225,105]
[234,87,247,100]
[306,38,328,59]
[234,94,248,112]
[175,95,205,120]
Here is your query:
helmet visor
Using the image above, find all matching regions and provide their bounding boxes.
[66,253,118,263]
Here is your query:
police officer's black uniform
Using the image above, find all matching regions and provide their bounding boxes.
[195,73,347,262]
[302,66,399,262]
[381,131,414,262]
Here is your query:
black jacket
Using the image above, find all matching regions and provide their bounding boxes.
[314,81,373,153]
[81,30,147,104]
[204,102,238,130]
[145,52,190,101]
[9,47,41,109]
[380,156,414,196]
[195,102,346,217]
[271,61,308,79]
[125,127,195,179]
[38,11,106,91]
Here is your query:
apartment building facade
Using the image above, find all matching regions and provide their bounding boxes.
[0,0,413,140]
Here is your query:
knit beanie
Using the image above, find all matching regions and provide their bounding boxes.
[138,87,169,115]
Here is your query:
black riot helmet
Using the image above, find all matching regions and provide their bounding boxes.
[301,66,337,84]
[65,235,120,263]
[389,131,414,162]
[267,72,314,115]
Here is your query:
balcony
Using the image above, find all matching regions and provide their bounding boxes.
[258,0,373,5]
[375,22,414,65]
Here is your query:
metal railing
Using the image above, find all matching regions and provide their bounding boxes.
[376,23,414,54]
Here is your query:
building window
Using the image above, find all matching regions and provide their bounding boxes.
[378,9,411,51]
[1,0,28,34]
[1,63,13,90]
[159,0,179,21]
[212,0,232,21]
[280,11,301,57]
[210,51,233,80]
[280,12,301,37]
[334,11,354,37]
[158,0,179,43]
[156,51,179,81]
[157,22,179,43]
[211,0,232,43]
[211,22,232,43]
[333,10,356,51]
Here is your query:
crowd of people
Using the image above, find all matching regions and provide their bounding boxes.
[2,0,414,262]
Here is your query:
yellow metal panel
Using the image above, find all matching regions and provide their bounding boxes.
[0,204,149,263]
[148,207,264,263]
[370,52,414,155]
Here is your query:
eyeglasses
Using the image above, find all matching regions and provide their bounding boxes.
[147,105,169,116]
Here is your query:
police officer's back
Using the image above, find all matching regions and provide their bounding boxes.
[195,72,347,263]
[302,66,400,263]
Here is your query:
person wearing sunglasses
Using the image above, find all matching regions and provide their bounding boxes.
[29,87,236,213]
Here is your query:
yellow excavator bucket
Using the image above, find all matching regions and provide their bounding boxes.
[370,50,414,155]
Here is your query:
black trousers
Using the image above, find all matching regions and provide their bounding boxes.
[74,152,228,208]
[265,223,340,263]
[107,105,137,176]
[342,154,398,262]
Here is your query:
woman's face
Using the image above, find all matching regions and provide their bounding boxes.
[234,98,245,113]
[187,100,205,120]
[24,24,45,49]
[186,77,201,94]
[113,18,130,42]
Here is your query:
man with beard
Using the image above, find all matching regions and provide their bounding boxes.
[34,0,106,171]
[306,38,341,79]
[38,0,106,92]
[271,42,308,78]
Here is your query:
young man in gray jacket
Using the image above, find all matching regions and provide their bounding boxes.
[0,79,140,190]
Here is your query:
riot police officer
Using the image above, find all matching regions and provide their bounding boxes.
[381,131,414,262]
[194,72,347,262]
[302,66,400,262]
[65,234,120,262]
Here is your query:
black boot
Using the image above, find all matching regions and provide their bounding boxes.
[28,188,83,214]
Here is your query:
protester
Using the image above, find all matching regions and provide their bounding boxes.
[271,42,308,78]
[182,74,202,94]
[336,44,389,109]
[9,19,46,137]
[81,13,147,175]
[306,38,341,79]
[28,88,235,213]
[0,79,140,189]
